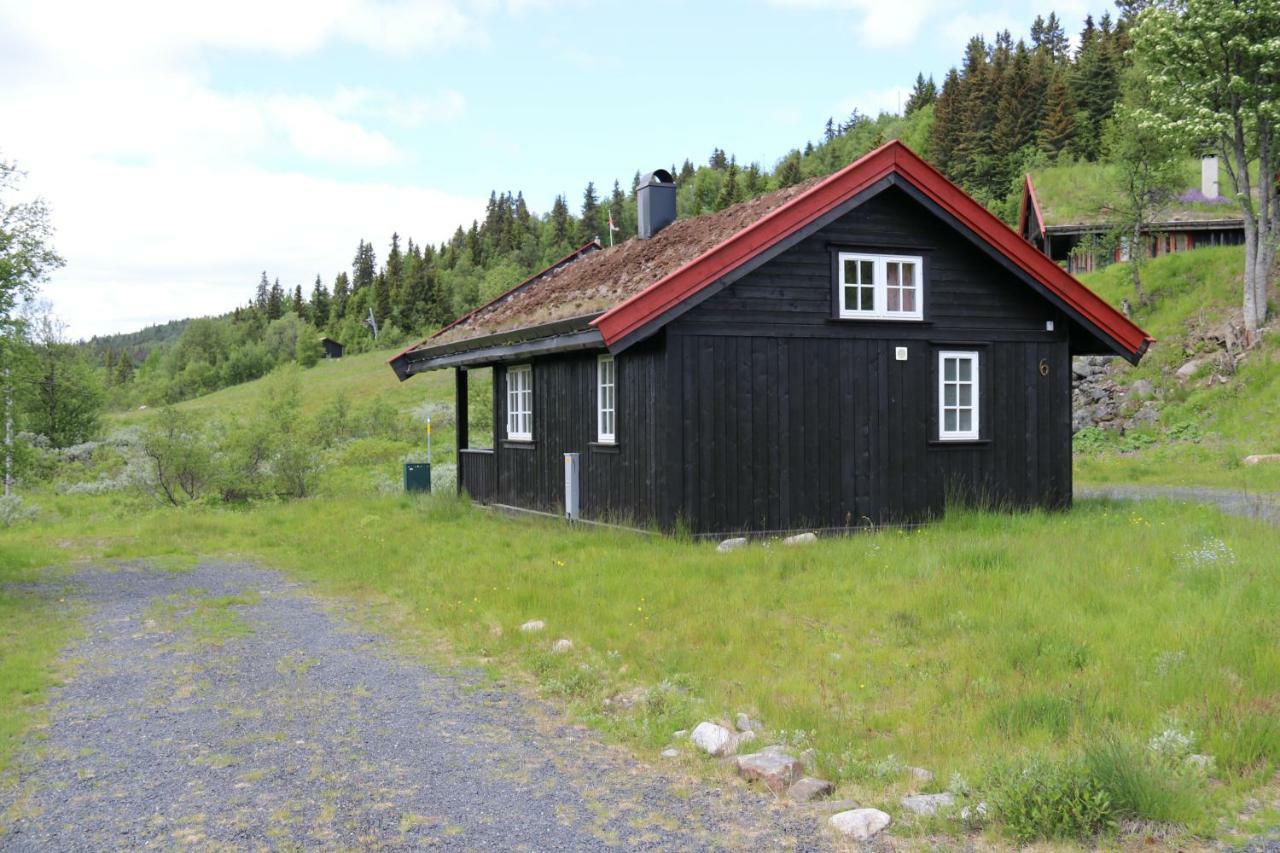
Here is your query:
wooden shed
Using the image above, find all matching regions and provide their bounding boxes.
[321,337,344,359]
[389,141,1151,536]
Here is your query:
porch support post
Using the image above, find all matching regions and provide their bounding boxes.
[455,368,468,496]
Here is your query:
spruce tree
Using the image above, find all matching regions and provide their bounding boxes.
[293,284,306,320]
[371,271,391,329]
[608,180,625,240]
[267,279,284,320]
[580,182,600,243]
[310,275,330,327]
[352,239,376,292]
[385,232,404,307]
[776,152,803,188]
[678,160,695,183]
[332,272,350,321]
[992,41,1042,187]
[904,73,937,114]
[715,158,741,209]
[1038,72,1078,159]
[549,195,571,248]
[255,272,270,313]
[708,148,728,170]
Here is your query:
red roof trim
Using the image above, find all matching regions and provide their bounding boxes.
[1018,174,1046,241]
[593,141,1151,359]
[388,239,601,366]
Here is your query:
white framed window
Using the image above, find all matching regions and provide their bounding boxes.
[596,355,616,444]
[506,364,533,441]
[837,252,923,320]
[939,351,979,441]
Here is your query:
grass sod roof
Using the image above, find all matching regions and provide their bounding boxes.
[1028,157,1243,228]
[410,178,823,351]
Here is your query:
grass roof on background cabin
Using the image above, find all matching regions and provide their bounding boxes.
[1029,158,1242,227]
[422,178,823,349]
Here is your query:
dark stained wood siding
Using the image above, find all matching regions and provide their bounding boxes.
[660,185,1073,534]
[489,337,664,526]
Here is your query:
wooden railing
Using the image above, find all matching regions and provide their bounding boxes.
[458,448,496,503]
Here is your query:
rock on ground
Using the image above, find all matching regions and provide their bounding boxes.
[735,747,804,794]
[552,638,573,653]
[520,619,546,632]
[734,712,763,733]
[716,537,747,553]
[782,532,816,546]
[907,765,934,785]
[900,792,954,816]
[787,777,834,802]
[1244,454,1280,466]
[691,721,737,757]
[829,808,891,841]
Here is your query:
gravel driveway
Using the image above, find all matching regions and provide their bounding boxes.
[1077,484,1280,525]
[0,561,827,851]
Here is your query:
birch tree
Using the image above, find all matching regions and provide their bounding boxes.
[1129,0,1280,338]
[0,157,64,494]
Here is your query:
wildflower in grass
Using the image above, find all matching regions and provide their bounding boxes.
[1176,537,1235,570]
[1148,718,1197,762]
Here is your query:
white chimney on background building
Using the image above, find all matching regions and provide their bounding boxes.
[1201,155,1219,199]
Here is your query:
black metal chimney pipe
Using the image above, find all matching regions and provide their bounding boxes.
[637,169,676,239]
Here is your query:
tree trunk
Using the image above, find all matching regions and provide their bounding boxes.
[1130,220,1147,305]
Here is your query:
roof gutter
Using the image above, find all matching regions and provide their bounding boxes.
[391,314,604,379]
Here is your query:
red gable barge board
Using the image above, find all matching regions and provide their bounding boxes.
[593,141,1151,361]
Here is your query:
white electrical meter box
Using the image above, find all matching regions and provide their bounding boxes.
[563,452,580,520]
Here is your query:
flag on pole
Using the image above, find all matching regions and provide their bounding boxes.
[607,211,620,247]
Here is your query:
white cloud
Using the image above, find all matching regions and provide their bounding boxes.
[37,161,484,337]
[0,0,494,336]
[767,0,948,47]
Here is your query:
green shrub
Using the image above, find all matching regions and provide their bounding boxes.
[988,758,1114,842]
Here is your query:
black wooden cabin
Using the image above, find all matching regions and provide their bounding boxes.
[390,142,1151,536]
[321,337,344,359]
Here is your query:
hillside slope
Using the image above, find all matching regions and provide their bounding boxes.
[1074,246,1280,490]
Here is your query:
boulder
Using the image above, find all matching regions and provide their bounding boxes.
[900,792,954,817]
[519,619,546,633]
[787,776,835,802]
[1244,454,1280,466]
[1130,378,1155,398]
[829,808,891,841]
[716,537,747,553]
[551,638,573,653]
[1175,358,1204,381]
[734,712,763,733]
[782,532,817,546]
[735,746,804,794]
[691,721,737,757]
[907,766,934,785]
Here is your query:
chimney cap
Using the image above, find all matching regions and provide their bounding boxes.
[639,169,675,188]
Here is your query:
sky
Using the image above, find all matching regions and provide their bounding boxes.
[1,0,1105,340]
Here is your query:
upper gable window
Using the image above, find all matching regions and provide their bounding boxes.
[837,253,923,320]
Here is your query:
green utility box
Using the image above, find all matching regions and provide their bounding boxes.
[403,463,432,493]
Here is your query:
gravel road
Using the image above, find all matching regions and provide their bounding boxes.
[1077,484,1280,525]
[0,561,828,851]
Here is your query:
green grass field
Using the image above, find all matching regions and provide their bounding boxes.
[4,485,1280,842]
